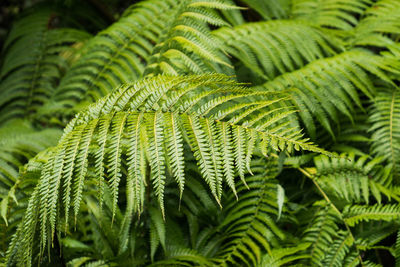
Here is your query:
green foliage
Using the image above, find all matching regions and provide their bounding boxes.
[52,0,234,107]
[0,5,93,125]
[369,86,400,178]
[2,0,400,266]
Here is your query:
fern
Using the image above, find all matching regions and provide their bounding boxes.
[256,50,396,138]
[3,0,400,266]
[343,203,400,226]
[6,74,331,266]
[301,202,341,265]
[0,6,91,124]
[213,161,284,266]
[352,0,400,47]
[292,0,372,31]
[320,231,354,267]
[369,86,400,180]
[312,153,395,204]
[52,0,234,107]
[238,0,290,20]
[260,243,310,267]
[213,20,341,82]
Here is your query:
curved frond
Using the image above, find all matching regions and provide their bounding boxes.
[260,243,310,267]
[312,153,395,204]
[301,202,341,265]
[369,86,400,179]
[6,74,331,266]
[213,161,284,266]
[256,50,397,138]
[0,7,91,124]
[213,20,341,81]
[53,0,233,107]
[353,0,400,47]
[343,203,400,226]
[292,0,372,31]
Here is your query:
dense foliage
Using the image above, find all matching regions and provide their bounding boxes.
[1,0,400,266]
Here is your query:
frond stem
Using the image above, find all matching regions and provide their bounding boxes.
[298,167,364,266]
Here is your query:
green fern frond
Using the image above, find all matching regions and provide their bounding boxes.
[312,153,394,204]
[302,202,341,265]
[0,120,61,221]
[213,166,284,266]
[0,7,91,124]
[213,20,341,81]
[369,86,400,179]
[7,74,331,266]
[343,203,400,226]
[149,247,214,266]
[256,50,396,138]
[292,0,372,31]
[352,0,400,47]
[395,230,400,266]
[260,243,310,267]
[238,0,290,20]
[321,231,354,267]
[53,0,233,107]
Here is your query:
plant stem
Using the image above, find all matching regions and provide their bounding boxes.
[299,167,364,266]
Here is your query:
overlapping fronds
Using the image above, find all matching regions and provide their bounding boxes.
[292,0,372,31]
[256,50,397,138]
[301,202,342,265]
[213,161,284,266]
[343,203,400,226]
[369,86,400,179]
[213,20,341,81]
[0,120,61,200]
[352,0,400,47]
[320,231,355,267]
[53,0,234,106]
[0,120,61,261]
[260,243,310,267]
[312,153,395,204]
[0,6,91,124]
[142,0,235,76]
[235,0,290,20]
[4,0,400,266]
[148,247,214,266]
[6,74,331,266]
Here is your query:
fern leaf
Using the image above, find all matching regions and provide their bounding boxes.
[343,203,400,226]
[292,0,372,31]
[7,74,332,266]
[0,6,90,123]
[369,86,400,179]
[213,20,341,81]
[148,112,167,217]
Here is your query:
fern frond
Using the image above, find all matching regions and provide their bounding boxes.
[260,243,310,267]
[213,161,284,266]
[302,202,341,265]
[0,7,91,124]
[292,0,372,31]
[7,74,331,266]
[256,50,396,138]
[369,86,400,179]
[321,231,354,267]
[312,153,394,204]
[53,0,233,107]
[352,0,400,47]
[149,247,214,266]
[395,230,400,266]
[0,120,61,208]
[343,203,400,226]
[213,20,341,81]
[238,0,290,20]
